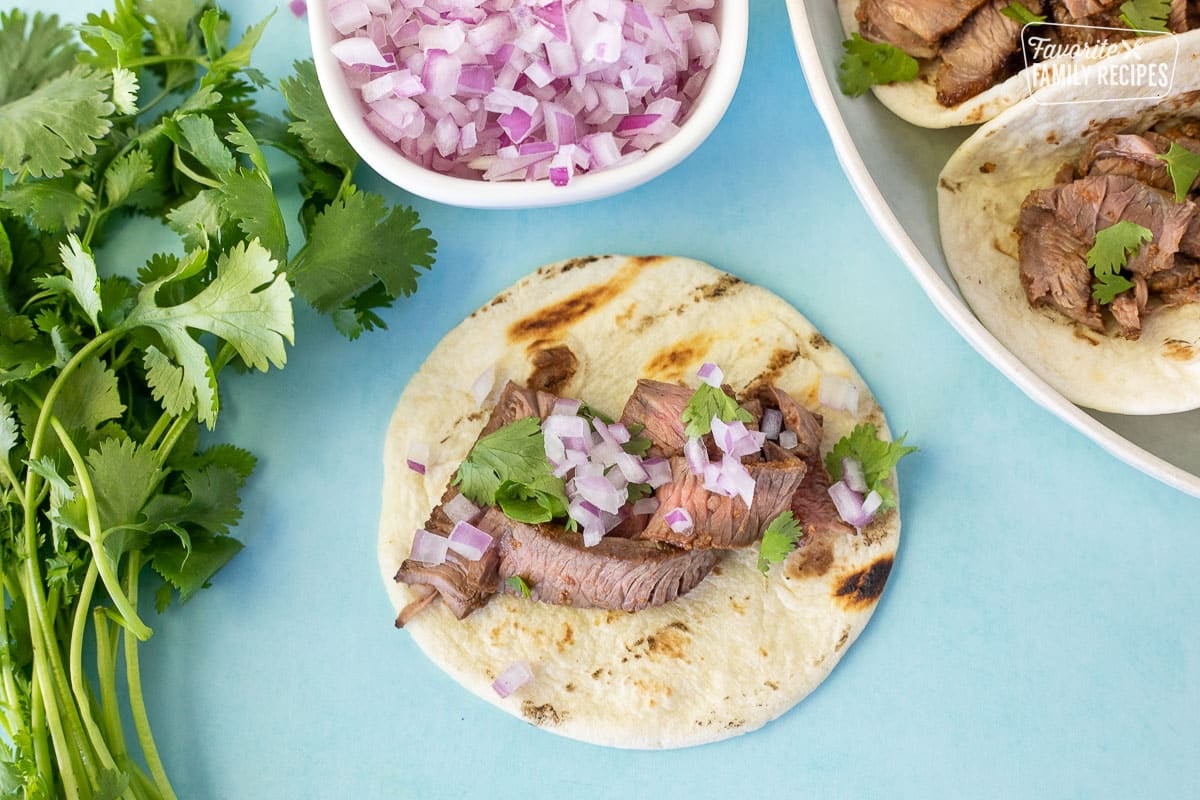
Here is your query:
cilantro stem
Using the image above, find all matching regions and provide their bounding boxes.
[0,581,25,740]
[124,551,177,800]
[27,664,57,797]
[49,415,153,642]
[122,54,210,70]
[172,147,222,190]
[93,608,126,759]
[68,562,122,776]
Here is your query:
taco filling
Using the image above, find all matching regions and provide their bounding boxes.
[854,0,1198,107]
[394,367,884,625]
[1016,119,1200,338]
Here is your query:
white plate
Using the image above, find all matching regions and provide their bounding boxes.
[784,0,1200,499]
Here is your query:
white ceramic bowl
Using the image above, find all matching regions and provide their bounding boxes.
[308,0,748,209]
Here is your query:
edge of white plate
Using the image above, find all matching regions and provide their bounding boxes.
[784,0,1200,499]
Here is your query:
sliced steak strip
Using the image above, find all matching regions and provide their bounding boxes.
[750,386,855,538]
[637,455,807,550]
[1049,175,1197,277]
[1079,134,1174,192]
[858,0,992,55]
[1049,2,1131,45]
[618,379,691,457]
[527,344,578,394]
[395,538,501,621]
[857,0,941,57]
[1018,195,1103,330]
[1059,0,1120,18]
[494,512,720,611]
[935,0,1030,107]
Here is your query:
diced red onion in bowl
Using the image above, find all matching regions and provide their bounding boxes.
[492,661,534,698]
[327,0,720,184]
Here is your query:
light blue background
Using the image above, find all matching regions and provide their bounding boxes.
[22,0,1200,797]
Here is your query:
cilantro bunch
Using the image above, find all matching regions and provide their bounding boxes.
[0,4,436,798]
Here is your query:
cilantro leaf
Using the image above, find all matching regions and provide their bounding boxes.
[172,114,238,178]
[0,179,90,233]
[289,189,436,314]
[0,393,19,463]
[1087,221,1152,304]
[149,532,244,607]
[1157,141,1200,203]
[681,382,752,438]
[1000,2,1047,23]
[55,356,124,432]
[218,169,289,264]
[35,235,103,331]
[279,59,359,173]
[838,33,920,97]
[1120,0,1170,33]
[126,239,294,428]
[103,149,154,208]
[166,189,223,249]
[111,67,139,115]
[0,66,115,178]
[78,1,144,72]
[758,511,803,574]
[454,417,551,507]
[495,475,569,524]
[825,424,916,509]
[506,575,532,598]
[0,11,79,105]
[208,14,273,82]
[142,458,253,537]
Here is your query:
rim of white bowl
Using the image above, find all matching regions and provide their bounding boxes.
[308,0,749,209]
[785,0,1200,499]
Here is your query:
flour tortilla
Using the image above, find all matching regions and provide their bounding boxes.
[837,0,1180,128]
[378,255,902,748]
[938,32,1200,413]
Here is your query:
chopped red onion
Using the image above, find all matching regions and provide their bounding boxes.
[614,452,649,483]
[332,36,391,67]
[589,439,623,467]
[492,661,533,698]
[702,455,754,507]
[290,0,307,18]
[684,436,708,475]
[761,408,783,440]
[819,374,860,415]
[331,0,371,34]
[664,507,693,534]
[828,480,873,528]
[582,524,605,547]
[643,456,672,488]
[332,0,720,183]
[406,441,430,475]
[574,474,624,514]
[551,396,582,417]
[842,457,868,493]
[632,497,660,516]
[778,429,798,450]
[471,364,495,405]
[861,490,883,520]
[447,520,494,561]
[409,528,449,565]
[696,362,723,387]
[443,493,482,524]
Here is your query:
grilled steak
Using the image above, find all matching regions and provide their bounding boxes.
[494,512,720,611]
[527,344,578,394]
[858,0,991,57]
[1018,196,1103,330]
[749,386,855,538]
[395,539,501,620]
[619,379,691,456]
[935,0,1030,107]
[637,454,807,549]
[1058,0,1121,18]
[1079,134,1174,192]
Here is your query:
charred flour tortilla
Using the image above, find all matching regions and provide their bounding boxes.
[378,255,902,748]
[939,32,1200,414]
[838,0,1195,128]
